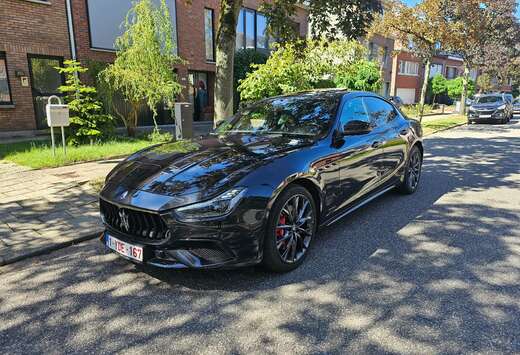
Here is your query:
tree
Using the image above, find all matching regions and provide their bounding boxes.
[444,0,519,114]
[430,74,447,104]
[237,39,368,102]
[100,0,183,136]
[56,60,114,145]
[372,0,454,121]
[214,0,383,123]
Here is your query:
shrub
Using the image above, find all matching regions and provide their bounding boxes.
[56,60,114,145]
[334,59,382,92]
[446,77,475,100]
[238,39,369,102]
[430,74,448,103]
[234,49,268,111]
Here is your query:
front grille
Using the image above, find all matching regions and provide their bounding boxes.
[189,248,231,263]
[100,199,169,241]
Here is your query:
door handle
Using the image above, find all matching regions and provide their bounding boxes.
[371,140,384,148]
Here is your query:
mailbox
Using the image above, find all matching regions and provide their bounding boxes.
[45,96,70,157]
[46,96,70,127]
[174,102,193,140]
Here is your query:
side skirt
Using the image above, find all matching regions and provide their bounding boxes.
[322,184,396,227]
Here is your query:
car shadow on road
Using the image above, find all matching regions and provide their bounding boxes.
[1,124,520,353]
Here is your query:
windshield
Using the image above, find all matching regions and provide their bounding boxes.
[216,94,340,137]
[475,96,503,104]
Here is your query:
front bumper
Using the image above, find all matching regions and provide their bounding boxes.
[468,111,506,122]
[100,198,268,269]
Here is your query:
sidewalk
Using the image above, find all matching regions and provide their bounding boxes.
[0,159,119,265]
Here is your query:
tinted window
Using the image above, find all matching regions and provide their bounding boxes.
[217,95,340,137]
[363,97,395,126]
[339,98,370,130]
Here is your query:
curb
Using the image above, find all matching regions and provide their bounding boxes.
[0,230,102,267]
[424,122,467,137]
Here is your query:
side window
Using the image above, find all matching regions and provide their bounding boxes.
[363,97,395,126]
[339,97,370,131]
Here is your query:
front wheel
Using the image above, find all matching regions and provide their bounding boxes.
[397,146,423,194]
[262,185,317,272]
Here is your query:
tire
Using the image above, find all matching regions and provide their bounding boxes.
[397,145,423,195]
[262,185,317,272]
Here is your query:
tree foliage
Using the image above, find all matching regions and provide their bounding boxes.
[100,0,183,136]
[371,0,456,120]
[263,0,382,40]
[56,60,114,145]
[237,39,370,102]
[444,0,520,112]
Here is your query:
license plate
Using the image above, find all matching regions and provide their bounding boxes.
[105,234,143,262]
[479,114,492,118]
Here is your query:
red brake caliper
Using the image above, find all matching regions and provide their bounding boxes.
[276,214,286,239]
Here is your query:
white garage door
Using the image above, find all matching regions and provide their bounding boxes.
[396,88,416,104]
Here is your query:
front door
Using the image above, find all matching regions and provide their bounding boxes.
[188,71,210,122]
[28,55,64,129]
[334,96,386,212]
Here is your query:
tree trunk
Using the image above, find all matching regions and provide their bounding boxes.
[126,104,139,137]
[460,64,470,115]
[214,0,243,125]
[418,57,431,122]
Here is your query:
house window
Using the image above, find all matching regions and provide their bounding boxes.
[446,66,458,79]
[235,8,273,51]
[86,0,178,55]
[204,8,215,62]
[398,60,419,76]
[245,9,255,49]
[0,53,12,104]
[256,13,268,49]
[430,63,444,78]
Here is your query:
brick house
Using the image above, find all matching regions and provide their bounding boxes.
[390,44,467,104]
[0,0,72,133]
[0,0,309,134]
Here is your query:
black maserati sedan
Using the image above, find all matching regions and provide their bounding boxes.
[99,90,423,272]
[468,93,513,124]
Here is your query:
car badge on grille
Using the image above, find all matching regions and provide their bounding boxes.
[119,210,130,231]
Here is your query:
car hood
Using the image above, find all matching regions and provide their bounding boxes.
[101,134,313,211]
[471,102,505,110]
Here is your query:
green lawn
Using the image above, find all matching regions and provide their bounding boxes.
[0,138,158,169]
[421,115,467,136]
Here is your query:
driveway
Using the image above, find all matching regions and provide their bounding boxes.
[1,120,520,354]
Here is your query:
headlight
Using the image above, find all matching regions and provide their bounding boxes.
[497,104,506,110]
[174,188,247,221]
[468,107,475,112]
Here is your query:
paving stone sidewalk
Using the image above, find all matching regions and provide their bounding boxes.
[0,159,120,265]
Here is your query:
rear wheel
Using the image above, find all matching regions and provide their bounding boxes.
[262,185,317,272]
[397,146,422,194]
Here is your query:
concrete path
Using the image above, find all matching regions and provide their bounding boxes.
[1,119,519,353]
[0,159,119,265]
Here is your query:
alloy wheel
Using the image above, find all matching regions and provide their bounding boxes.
[408,150,422,190]
[275,194,315,263]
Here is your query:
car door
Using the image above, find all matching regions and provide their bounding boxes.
[334,96,387,211]
[363,96,408,183]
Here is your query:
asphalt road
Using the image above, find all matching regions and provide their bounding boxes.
[2,119,520,354]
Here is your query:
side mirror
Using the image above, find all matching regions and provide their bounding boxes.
[342,120,373,135]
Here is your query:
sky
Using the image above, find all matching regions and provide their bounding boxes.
[402,0,520,17]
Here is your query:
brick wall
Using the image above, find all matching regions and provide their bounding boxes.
[0,0,71,132]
